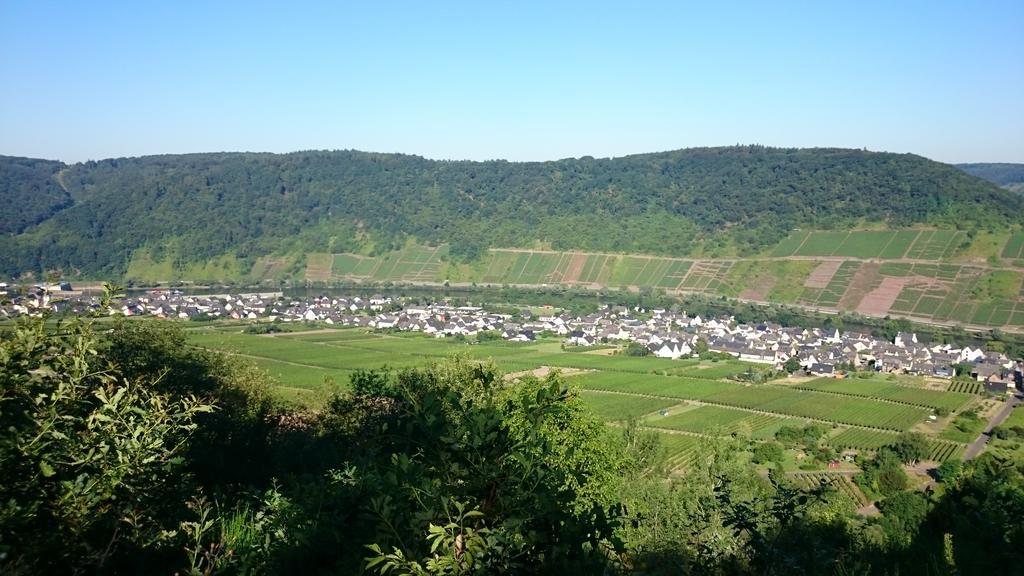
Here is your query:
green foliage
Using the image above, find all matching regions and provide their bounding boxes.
[876,490,930,547]
[934,459,962,483]
[775,424,827,448]
[783,356,802,374]
[3,313,1023,573]
[890,432,931,464]
[751,441,784,465]
[623,341,651,357]
[957,162,1024,189]
[0,155,70,235]
[0,316,214,572]
[3,147,1021,278]
[855,449,909,498]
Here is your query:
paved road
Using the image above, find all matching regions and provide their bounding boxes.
[964,394,1023,460]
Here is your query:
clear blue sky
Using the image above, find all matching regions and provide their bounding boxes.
[2,1,1022,163]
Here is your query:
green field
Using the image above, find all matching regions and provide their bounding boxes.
[796,378,972,412]
[643,404,801,439]
[191,329,936,432]
[769,230,963,259]
[580,392,681,421]
[1003,233,1024,260]
[187,327,987,471]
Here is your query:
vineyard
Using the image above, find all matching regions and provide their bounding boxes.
[189,327,983,477]
[796,378,972,412]
[697,386,929,431]
[790,472,869,508]
[658,433,706,471]
[948,380,983,394]
[580,392,681,422]
[827,428,966,462]
[306,231,1024,329]
[643,405,800,439]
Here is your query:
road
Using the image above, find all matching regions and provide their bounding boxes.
[964,394,1023,460]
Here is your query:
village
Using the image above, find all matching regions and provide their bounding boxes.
[4,281,1023,393]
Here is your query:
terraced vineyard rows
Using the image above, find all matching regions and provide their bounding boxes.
[790,473,869,508]
[312,232,1024,329]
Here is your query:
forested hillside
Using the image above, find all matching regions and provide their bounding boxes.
[0,156,71,235]
[1,146,1020,278]
[957,162,1024,194]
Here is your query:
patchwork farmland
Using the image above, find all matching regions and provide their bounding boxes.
[769,229,965,259]
[188,327,984,475]
[307,228,1024,329]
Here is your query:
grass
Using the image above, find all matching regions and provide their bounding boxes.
[940,410,988,443]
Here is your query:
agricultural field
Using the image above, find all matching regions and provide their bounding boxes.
[657,433,708,471]
[769,230,963,259]
[789,472,869,508]
[796,260,861,309]
[697,386,930,431]
[947,380,983,394]
[826,428,965,462]
[643,404,801,439]
[1003,232,1024,263]
[329,244,448,283]
[796,377,972,412]
[187,326,985,472]
[306,229,1024,329]
[580,392,681,422]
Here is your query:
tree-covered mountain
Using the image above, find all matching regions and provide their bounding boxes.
[1,146,1020,278]
[957,162,1024,194]
[0,156,71,235]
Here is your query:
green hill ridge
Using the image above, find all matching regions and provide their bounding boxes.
[1,146,1020,279]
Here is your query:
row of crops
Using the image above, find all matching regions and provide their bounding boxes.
[570,371,930,431]
[795,378,972,412]
[827,428,965,462]
[658,433,706,470]
[643,405,798,440]
[698,386,929,431]
[948,380,983,394]
[790,472,869,508]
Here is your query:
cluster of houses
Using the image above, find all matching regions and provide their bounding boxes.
[3,283,1022,393]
